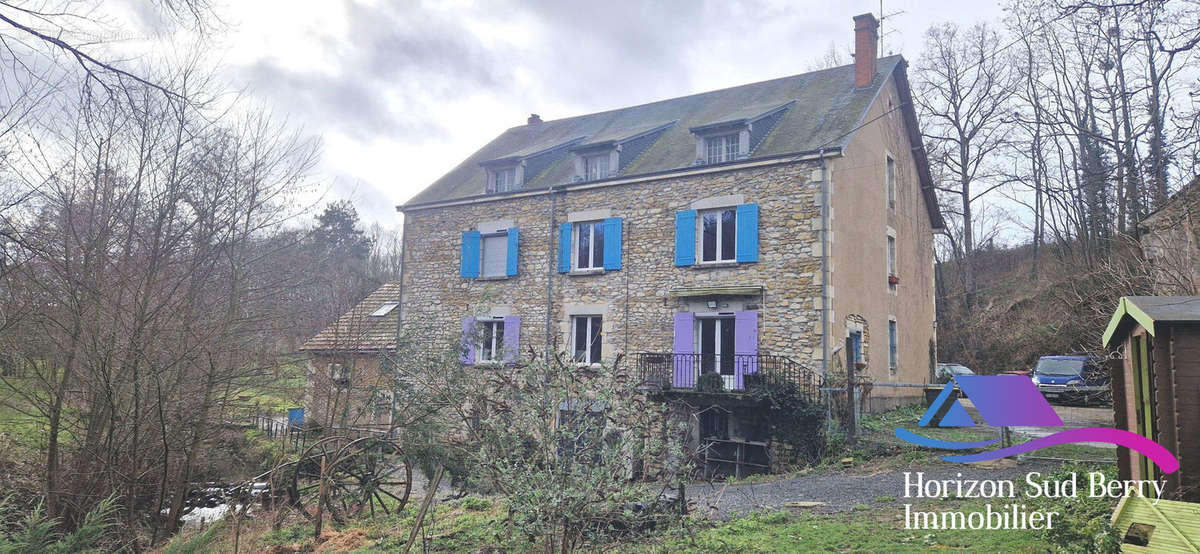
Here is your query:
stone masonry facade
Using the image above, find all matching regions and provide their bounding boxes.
[398,160,825,370]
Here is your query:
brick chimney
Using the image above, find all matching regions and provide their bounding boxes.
[853,13,879,88]
[527,113,542,125]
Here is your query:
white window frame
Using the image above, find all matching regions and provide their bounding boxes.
[573,221,604,270]
[888,317,899,372]
[370,303,397,317]
[480,231,509,278]
[885,154,896,209]
[705,133,740,164]
[583,153,610,181]
[476,317,505,364]
[491,166,519,193]
[699,207,737,263]
[571,315,603,365]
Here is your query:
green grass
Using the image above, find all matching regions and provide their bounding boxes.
[631,504,1049,553]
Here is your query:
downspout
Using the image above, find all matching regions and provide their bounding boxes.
[819,150,832,378]
[393,210,408,431]
[545,187,558,360]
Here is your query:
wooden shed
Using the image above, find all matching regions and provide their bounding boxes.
[1103,296,1200,501]
[1110,495,1200,553]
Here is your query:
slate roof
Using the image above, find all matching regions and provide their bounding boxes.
[300,282,401,352]
[402,55,941,229]
[1103,296,1200,346]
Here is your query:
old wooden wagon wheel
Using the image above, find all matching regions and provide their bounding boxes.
[287,435,411,522]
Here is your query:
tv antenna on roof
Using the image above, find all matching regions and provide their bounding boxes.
[878,0,906,55]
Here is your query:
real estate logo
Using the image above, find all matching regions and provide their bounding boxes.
[894,375,1178,473]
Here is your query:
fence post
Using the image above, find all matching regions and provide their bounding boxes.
[844,337,856,444]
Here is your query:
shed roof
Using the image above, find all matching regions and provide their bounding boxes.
[300,282,401,353]
[400,56,942,228]
[1110,494,1200,553]
[1103,296,1200,347]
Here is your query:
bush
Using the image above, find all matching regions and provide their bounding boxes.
[696,372,724,392]
[1025,463,1121,553]
[749,382,827,465]
[0,495,118,554]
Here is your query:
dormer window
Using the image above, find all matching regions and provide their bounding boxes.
[705,133,741,164]
[584,153,610,181]
[572,147,618,182]
[491,166,519,193]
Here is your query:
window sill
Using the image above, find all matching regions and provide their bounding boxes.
[692,261,740,269]
[477,275,512,281]
[568,268,606,276]
[573,362,603,369]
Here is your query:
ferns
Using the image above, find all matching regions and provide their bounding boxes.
[0,495,119,554]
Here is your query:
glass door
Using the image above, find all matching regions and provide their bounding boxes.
[698,316,736,389]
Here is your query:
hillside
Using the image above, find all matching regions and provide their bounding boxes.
[935,241,1150,374]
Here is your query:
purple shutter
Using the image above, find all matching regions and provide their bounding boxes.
[460,317,476,364]
[502,315,521,363]
[735,311,759,390]
[672,312,694,388]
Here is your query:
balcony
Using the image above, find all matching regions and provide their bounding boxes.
[634,352,821,398]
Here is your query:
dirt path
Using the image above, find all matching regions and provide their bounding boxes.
[686,459,1061,519]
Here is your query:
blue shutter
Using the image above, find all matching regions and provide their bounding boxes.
[460,231,480,278]
[505,227,519,277]
[674,210,696,266]
[602,217,623,271]
[558,222,572,273]
[736,203,758,263]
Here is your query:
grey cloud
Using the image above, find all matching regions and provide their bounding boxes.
[235,0,512,141]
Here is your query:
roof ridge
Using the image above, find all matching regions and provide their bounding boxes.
[510,55,905,129]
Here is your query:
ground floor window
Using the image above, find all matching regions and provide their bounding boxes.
[888,319,898,371]
[478,318,504,363]
[572,315,603,364]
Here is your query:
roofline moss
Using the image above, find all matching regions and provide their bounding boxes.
[397,147,844,212]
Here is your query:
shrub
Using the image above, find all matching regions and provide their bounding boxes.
[0,495,118,554]
[696,372,724,392]
[1024,463,1121,554]
[749,382,827,465]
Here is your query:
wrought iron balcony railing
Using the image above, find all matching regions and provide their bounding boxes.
[633,352,821,399]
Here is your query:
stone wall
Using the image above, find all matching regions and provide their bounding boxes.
[304,353,393,430]
[399,160,826,369]
[1142,177,1200,295]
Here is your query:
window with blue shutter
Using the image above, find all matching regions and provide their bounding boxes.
[460,231,481,278]
[505,227,519,277]
[735,203,758,263]
[674,210,696,266]
[602,217,622,270]
[558,222,572,273]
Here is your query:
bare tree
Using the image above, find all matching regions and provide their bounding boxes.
[916,22,1018,309]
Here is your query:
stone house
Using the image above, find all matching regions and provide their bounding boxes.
[299,282,401,430]
[1142,174,1200,295]
[393,14,943,472]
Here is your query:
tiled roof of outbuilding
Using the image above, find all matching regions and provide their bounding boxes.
[300,282,401,352]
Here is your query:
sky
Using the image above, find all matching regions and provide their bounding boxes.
[121,0,1008,227]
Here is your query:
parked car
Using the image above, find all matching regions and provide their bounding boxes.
[935,363,975,383]
[1000,368,1031,377]
[1031,355,1111,405]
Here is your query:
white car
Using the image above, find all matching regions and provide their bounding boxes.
[935,363,975,382]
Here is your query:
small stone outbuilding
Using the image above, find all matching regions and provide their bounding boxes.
[299,282,401,431]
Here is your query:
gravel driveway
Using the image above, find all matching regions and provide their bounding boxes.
[686,459,1060,519]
